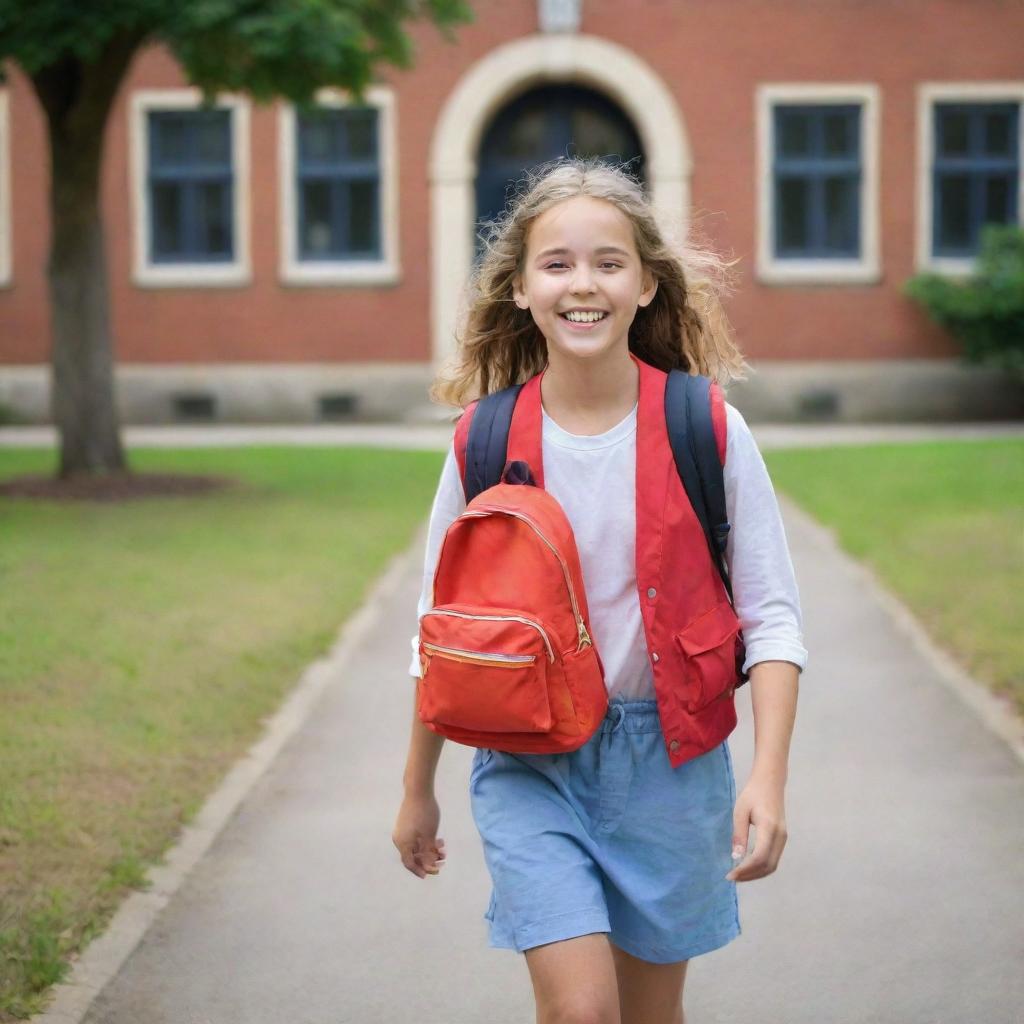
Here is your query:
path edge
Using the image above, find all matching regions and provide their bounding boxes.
[778,493,1024,768]
[31,523,429,1024]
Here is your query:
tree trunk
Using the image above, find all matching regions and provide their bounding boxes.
[31,36,142,478]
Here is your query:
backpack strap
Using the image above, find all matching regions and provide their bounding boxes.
[665,370,735,605]
[459,383,524,503]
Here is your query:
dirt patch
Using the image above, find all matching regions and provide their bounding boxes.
[0,472,239,503]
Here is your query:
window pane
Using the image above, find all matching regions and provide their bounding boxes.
[151,114,188,166]
[938,109,970,156]
[300,180,334,256]
[299,112,342,164]
[196,181,232,256]
[984,175,1013,223]
[983,110,1014,156]
[495,108,547,162]
[823,112,854,157]
[345,109,377,160]
[348,180,378,253]
[195,112,230,166]
[937,174,971,249]
[152,182,184,256]
[572,107,632,157]
[824,175,858,252]
[778,177,809,251]
[777,111,811,157]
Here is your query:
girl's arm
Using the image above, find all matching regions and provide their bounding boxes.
[394,442,466,878]
[720,402,806,881]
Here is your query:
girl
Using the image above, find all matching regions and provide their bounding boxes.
[393,157,807,1024]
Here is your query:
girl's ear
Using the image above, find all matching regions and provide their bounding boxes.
[512,277,528,310]
[638,268,659,309]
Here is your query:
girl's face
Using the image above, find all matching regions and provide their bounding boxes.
[512,195,658,365]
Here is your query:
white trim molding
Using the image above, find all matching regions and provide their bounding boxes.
[0,89,11,287]
[129,88,251,288]
[755,83,881,286]
[278,86,400,287]
[429,33,691,364]
[915,81,1024,278]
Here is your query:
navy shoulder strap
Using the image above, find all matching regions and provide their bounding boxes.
[463,383,523,503]
[664,370,735,604]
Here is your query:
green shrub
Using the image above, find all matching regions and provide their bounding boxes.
[904,224,1024,378]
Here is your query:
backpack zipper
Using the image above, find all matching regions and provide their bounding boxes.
[422,609,555,662]
[422,642,537,667]
[458,506,593,652]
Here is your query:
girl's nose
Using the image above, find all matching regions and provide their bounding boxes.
[570,267,596,293]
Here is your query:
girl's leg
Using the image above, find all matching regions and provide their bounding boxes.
[523,933,621,1024]
[609,942,688,1024]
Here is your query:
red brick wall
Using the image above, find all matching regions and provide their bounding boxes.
[2,0,1022,366]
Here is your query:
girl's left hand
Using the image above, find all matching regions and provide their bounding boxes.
[725,774,788,882]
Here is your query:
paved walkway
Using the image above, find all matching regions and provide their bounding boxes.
[59,488,1023,1023]
[2,419,1023,453]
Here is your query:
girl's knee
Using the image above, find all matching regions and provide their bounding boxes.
[539,997,619,1024]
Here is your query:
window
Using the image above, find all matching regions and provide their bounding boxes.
[917,85,1023,274]
[0,90,10,287]
[130,90,250,287]
[279,87,399,285]
[756,85,880,285]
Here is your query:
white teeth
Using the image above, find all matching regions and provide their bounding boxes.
[563,311,606,323]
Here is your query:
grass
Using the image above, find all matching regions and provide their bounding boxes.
[763,438,1024,714]
[0,446,445,1021]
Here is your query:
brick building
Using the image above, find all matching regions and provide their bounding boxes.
[1,0,1023,423]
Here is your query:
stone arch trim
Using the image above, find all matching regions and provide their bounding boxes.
[429,34,692,366]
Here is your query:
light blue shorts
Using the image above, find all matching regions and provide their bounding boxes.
[469,697,741,964]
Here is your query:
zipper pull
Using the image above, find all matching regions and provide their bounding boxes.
[577,620,592,650]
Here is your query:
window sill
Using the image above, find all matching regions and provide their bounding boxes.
[756,259,881,286]
[132,263,252,289]
[279,260,401,287]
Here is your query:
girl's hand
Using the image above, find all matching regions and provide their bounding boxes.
[393,792,447,879]
[725,774,788,882]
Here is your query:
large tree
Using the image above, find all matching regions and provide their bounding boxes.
[0,0,471,477]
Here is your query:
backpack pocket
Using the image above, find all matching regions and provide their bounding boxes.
[418,606,554,733]
[673,599,742,713]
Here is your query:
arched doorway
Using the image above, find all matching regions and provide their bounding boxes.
[474,84,646,259]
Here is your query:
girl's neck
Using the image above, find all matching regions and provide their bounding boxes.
[540,348,639,436]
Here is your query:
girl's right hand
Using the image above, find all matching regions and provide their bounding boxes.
[392,793,447,879]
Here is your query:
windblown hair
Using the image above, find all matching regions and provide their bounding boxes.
[430,156,750,409]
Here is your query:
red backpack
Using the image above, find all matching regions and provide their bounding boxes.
[416,460,609,753]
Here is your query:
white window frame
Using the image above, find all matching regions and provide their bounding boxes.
[129,88,251,288]
[278,85,399,286]
[756,83,881,285]
[916,82,1024,278]
[0,89,11,287]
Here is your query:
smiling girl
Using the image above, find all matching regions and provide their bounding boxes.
[393,157,808,1024]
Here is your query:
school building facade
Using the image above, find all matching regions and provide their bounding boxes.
[1,0,1023,424]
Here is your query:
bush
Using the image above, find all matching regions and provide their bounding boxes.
[904,224,1024,378]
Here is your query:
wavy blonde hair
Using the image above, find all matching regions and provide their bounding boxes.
[430,156,750,409]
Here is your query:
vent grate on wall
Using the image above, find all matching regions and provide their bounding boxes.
[172,393,218,422]
[796,389,840,421]
[318,393,359,421]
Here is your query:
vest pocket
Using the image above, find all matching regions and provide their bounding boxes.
[673,599,742,713]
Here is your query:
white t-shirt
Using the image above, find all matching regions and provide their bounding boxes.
[408,400,808,698]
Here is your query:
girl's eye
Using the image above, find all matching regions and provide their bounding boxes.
[544,261,621,270]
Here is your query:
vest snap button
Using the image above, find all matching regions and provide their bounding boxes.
[647,587,657,599]
[652,652,660,663]
[669,739,680,752]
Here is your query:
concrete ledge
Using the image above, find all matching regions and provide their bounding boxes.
[0,359,1021,425]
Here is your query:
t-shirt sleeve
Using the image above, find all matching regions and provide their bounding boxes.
[408,440,468,677]
[723,402,809,675]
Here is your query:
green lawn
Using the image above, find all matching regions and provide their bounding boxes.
[0,446,445,1021]
[763,439,1023,713]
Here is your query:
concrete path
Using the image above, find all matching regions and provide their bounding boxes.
[52,486,1022,1024]
[2,419,1024,453]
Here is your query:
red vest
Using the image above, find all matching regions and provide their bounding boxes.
[454,352,740,769]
